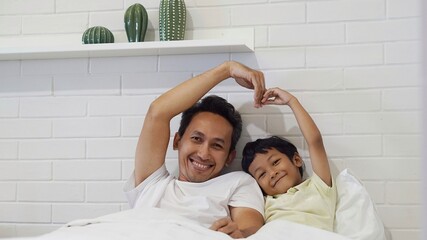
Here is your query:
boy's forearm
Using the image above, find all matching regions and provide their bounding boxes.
[288,96,331,185]
[287,97,322,146]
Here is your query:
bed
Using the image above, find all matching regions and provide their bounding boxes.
[4,169,386,240]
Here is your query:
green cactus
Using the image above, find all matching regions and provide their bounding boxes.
[159,0,186,41]
[82,26,114,44]
[124,3,148,42]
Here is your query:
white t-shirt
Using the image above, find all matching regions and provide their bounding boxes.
[123,165,264,228]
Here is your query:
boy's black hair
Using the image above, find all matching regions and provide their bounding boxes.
[178,95,242,152]
[241,136,304,177]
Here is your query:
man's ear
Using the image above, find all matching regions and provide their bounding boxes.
[226,150,237,166]
[292,152,303,167]
[173,132,181,150]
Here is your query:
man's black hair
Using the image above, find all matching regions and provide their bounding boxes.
[178,95,242,152]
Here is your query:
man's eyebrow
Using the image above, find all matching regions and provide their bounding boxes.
[192,131,204,137]
[212,137,226,144]
[193,130,226,144]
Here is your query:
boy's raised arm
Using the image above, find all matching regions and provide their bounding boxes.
[262,88,332,186]
[134,61,266,186]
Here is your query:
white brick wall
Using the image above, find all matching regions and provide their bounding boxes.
[0,0,422,239]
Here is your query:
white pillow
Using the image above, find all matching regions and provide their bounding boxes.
[334,169,387,240]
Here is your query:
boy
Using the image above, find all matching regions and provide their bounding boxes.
[241,87,337,232]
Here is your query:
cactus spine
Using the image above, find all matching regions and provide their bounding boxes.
[124,3,148,42]
[82,26,114,44]
[159,0,186,41]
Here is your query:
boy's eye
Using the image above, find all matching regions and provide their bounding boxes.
[258,172,266,179]
[273,159,280,165]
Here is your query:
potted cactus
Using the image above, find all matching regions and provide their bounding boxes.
[82,26,114,44]
[124,3,148,42]
[159,0,186,41]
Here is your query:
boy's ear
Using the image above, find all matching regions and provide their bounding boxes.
[292,152,303,167]
[226,150,236,166]
[173,132,181,150]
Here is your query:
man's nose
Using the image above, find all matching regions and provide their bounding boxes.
[198,143,210,159]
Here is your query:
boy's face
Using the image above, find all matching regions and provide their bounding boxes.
[174,112,236,183]
[248,148,303,196]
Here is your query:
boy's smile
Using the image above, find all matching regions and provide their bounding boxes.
[174,112,235,183]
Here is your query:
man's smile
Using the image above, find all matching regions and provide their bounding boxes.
[189,158,214,171]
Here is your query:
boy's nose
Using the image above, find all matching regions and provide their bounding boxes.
[270,171,278,179]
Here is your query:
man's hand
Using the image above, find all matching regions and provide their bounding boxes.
[210,217,244,239]
[227,61,266,108]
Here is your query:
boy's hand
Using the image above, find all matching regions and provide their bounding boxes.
[261,87,295,106]
[210,217,244,239]
[227,61,266,108]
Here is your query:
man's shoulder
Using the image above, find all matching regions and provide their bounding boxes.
[216,171,257,185]
[221,170,252,178]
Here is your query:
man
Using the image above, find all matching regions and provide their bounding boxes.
[123,61,266,238]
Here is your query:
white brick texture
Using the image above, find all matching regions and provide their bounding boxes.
[0,161,51,180]
[19,140,85,160]
[231,3,305,25]
[0,16,21,35]
[22,13,88,34]
[0,203,51,223]
[346,19,421,43]
[0,61,20,75]
[0,0,54,15]
[0,98,19,118]
[269,23,345,47]
[53,161,121,180]
[0,76,52,97]
[307,0,385,22]
[54,75,121,96]
[17,183,85,202]
[0,0,423,239]
[53,118,120,138]
[56,0,123,13]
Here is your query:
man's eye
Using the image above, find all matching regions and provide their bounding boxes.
[191,136,201,142]
[213,143,223,149]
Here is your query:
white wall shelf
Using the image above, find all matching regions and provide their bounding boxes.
[0,28,254,61]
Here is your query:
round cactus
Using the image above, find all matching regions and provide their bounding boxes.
[82,26,114,44]
[159,0,186,41]
[124,3,148,42]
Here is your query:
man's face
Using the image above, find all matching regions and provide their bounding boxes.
[174,112,235,183]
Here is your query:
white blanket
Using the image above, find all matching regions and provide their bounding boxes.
[7,207,350,240]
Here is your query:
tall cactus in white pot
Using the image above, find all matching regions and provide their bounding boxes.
[159,0,187,41]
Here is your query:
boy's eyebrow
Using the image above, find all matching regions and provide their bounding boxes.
[252,153,275,176]
[266,153,277,164]
[253,167,263,176]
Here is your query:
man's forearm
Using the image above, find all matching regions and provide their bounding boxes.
[150,61,231,119]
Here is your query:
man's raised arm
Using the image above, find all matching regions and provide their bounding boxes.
[134,61,265,186]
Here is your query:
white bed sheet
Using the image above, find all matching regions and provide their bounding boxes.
[4,169,386,240]
[6,207,350,240]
